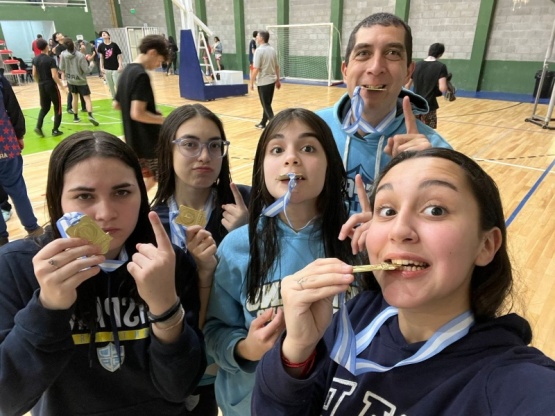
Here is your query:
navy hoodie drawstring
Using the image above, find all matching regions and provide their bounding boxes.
[107,274,123,369]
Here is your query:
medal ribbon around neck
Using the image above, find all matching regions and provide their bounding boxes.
[330,295,474,375]
[168,196,187,251]
[261,172,299,228]
[56,212,127,272]
[342,86,397,136]
[342,86,365,135]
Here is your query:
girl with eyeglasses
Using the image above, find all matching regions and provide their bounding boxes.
[152,103,251,416]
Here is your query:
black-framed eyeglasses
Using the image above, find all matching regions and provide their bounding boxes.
[172,138,230,158]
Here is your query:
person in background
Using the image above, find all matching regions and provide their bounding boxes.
[213,36,223,71]
[252,147,555,415]
[47,38,55,57]
[200,32,213,79]
[250,30,280,130]
[114,34,169,191]
[166,35,179,76]
[59,38,99,126]
[0,186,12,222]
[152,103,251,416]
[52,32,86,115]
[248,30,258,84]
[89,40,102,77]
[94,32,105,82]
[31,34,43,57]
[203,108,360,416]
[0,131,206,415]
[97,30,123,98]
[316,13,451,217]
[406,42,449,128]
[0,71,44,247]
[32,37,66,137]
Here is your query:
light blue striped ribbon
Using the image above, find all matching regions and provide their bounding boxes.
[168,196,187,251]
[342,86,397,136]
[331,298,474,375]
[56,212,127,272]
[261,173,298,226]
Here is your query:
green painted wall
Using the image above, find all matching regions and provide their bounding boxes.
[480,60,542,95]
[415,59,540,95]
[0,5,96,44]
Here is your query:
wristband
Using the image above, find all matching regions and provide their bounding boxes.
[281,349,317,371]
[154,305,185,331]
[147,297,181,323]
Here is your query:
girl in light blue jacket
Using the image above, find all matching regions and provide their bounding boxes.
[203,108,362,416]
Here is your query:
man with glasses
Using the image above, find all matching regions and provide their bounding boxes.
[114,34,169,191]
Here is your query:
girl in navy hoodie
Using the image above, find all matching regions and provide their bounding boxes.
[253,148,555,415]
[0,131,206,415]
[152,104,251,416]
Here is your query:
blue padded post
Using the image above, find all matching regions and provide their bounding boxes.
[179,29,248,101]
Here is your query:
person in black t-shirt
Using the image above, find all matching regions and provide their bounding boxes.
[113,34,169,191]
[406,43,448,128]
[97,31,123,98]
[32,38,67,137]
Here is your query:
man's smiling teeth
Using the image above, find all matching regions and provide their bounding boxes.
[361,84,386,90]
[389,259,428,271]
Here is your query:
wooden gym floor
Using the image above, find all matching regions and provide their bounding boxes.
[6,72,555,360]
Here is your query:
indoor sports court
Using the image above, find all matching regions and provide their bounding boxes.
[0,1,554,414]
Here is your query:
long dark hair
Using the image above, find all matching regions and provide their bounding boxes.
[366,148,513,321]
[152,104,234,239]
[47,130,154,247]
[246,108,357,303]
[46,131,155,326]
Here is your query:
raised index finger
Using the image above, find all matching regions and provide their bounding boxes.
[354,174,370,213]
[230,182,247,208]
[403,96,419,135]
[148,211,173,252]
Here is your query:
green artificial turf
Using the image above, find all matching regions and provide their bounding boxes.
[22,99,176,155]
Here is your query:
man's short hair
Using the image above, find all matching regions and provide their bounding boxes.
[37,38,48,51]
[139,34,169,61]
[252,30,258,38]
[344,12,413,67]
[63,38,75,53]
[428,43,445,58]
[258,30,270,43]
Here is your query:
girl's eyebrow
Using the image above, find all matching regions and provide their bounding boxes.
[268,132,319,140]
[66,183,135,192]
[419,179,458,192]
[176,134,222,141]
[375,179,458,194]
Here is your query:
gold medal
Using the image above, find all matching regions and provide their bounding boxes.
[352,263,401,273]
[175,205,207,227]
[66,215,112,254]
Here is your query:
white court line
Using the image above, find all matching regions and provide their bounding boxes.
[475,158,555,173]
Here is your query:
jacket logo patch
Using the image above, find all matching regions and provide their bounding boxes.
[97,342,125,372]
